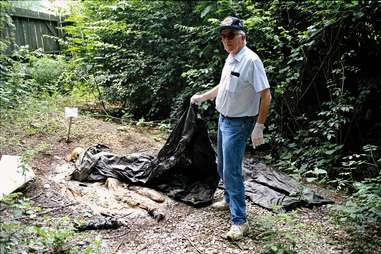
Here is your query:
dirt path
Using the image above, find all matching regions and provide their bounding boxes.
[0,114,369,253]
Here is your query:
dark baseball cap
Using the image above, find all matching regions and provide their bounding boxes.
[219,16,245,32]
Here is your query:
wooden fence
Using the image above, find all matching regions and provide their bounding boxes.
[2,7,65,53]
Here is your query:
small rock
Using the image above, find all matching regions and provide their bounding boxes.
[117,126,129,132]
[43,183,50,189]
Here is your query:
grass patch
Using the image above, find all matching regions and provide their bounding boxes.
[251,212,299,254]
[0,193,104,253]
[0,94,92,154]
[247,210,334,254]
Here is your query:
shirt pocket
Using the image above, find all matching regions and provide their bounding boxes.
[227,75,254,95]
[226,75,240,93]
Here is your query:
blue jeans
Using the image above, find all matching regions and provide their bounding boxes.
[217,114,255,225]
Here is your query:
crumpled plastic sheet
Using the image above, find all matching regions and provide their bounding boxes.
[71,105,219,207]
[243,161,333,211]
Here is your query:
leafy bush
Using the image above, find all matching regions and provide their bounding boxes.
[330,145,380,224]
[330,174,381,224]
[1,47,37,109]
[63,0,200,120]
[62,0,380,146]
[30,54,69,94]
[0,46,79,114]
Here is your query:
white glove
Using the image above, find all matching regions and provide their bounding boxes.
[190,94,205,105]
[251,123,265,149]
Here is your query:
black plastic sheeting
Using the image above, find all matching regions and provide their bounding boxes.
[70,105,333,210]
[71,105,220,207]
[243,161,333,211]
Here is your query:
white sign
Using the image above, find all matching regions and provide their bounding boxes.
[65,107,78,118]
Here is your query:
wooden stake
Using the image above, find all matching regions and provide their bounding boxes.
[67,117,73,143]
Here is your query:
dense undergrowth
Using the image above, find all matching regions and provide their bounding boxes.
[1,0,380,242]
[0,192,104,253]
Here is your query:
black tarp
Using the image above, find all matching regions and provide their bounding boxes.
[70,105,333,210]
[71,105,220,207]
[243,161,333,211]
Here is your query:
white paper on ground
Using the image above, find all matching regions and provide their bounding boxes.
[0,155,35,198]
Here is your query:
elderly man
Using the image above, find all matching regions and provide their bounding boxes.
[191,16,272,241]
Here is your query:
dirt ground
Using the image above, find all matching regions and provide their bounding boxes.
[1,114,379,253]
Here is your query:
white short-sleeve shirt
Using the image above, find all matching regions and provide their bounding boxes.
[215,46,270,117]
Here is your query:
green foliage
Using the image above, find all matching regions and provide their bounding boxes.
[332,145,380,190]
[0,1,13,52]
[0,96,61,152]
[62,0,380,146]
[158,121,171,133]
[251,213,300,254]
[0,193,73,253]
[0,2,87,109]
[0,46,76,110]
[330,146,380,224]
[30,54,70,94]
[263,243,296,254]
[63,0,198,120]
[0,193,103,253]
[247,1,381,225]
[0,94,90,163]
[330,173,381,223]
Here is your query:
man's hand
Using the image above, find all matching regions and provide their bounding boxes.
[190,94,205,105]
[251,123,265,149]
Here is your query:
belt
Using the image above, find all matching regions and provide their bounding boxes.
[221,114,256,120]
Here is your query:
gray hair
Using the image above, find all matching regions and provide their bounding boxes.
[239,30,247,45]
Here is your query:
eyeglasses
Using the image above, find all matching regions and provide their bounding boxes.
[220,31,239,40]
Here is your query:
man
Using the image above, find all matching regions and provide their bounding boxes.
[190,16,272,241]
